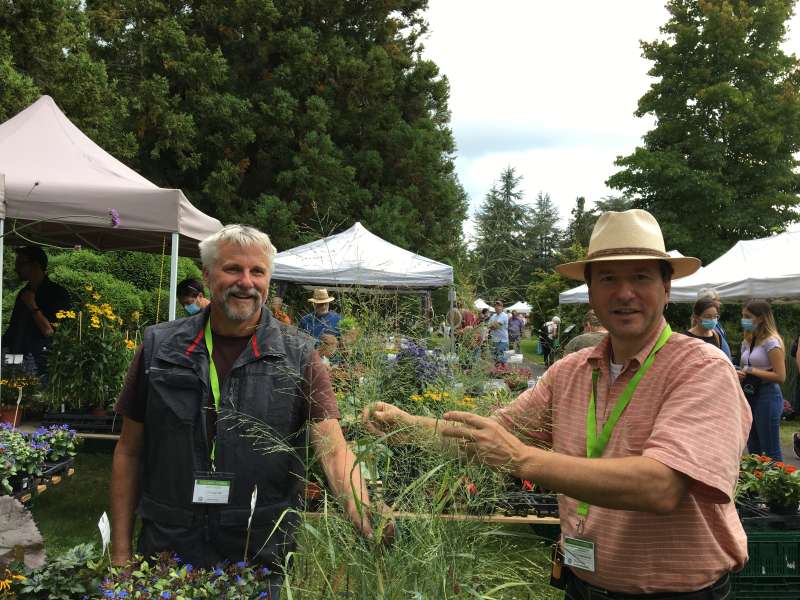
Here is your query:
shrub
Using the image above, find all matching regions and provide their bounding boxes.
[48,266,143,323]
[106,250,202,292]
[48,250,112,274]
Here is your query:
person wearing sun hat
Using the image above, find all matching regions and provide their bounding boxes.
[299,288,342,343]
[364,209,751,598]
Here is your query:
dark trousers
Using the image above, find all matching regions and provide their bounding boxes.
[564,570,732,600]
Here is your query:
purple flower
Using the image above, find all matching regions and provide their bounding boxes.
[109,209,121,228]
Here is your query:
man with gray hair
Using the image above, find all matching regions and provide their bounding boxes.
[111,225,381,594]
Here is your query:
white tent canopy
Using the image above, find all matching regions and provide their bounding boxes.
[0,95,223,322]
[474,298,491,311]
[666,231,800,302]
[272,222,453,289]
[559,251,700,304]
[506,301,531,314]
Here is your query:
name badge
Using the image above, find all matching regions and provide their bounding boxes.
[192,472,234,504]
[563,537,596,573]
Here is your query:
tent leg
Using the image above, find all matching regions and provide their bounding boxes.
[168,232,179,321]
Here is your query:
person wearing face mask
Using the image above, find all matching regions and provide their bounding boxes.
[176,278,210,316]
[738,299,786,461]
[684,298,722,349]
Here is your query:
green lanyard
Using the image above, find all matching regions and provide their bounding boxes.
[577,325,672,518]
[204,317,221,465]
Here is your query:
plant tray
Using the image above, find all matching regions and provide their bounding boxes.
[42,411,122,433]
[40,457,75,481]
[499,492,559,518]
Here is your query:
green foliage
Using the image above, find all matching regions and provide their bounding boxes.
[0,0,136,160]
[85,0,467,262]
[49,249,112,274]
[13,543,105,599]
[105,250,201,294]
[49,266,143,321]
[526,243,586,329]
[608,0,800,264]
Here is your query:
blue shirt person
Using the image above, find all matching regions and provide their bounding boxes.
[299,288,341,342]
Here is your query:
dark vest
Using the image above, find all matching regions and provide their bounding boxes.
[137,308,313,569]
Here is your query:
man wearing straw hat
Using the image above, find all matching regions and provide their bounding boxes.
[299,288,342,343]
[365,210,750,598]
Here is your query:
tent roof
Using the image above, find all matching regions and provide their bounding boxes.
[272,222,453,288]
[505,301,531,313]
[0,96,221,256]
[666,231,800,302]
[474,298,491,310]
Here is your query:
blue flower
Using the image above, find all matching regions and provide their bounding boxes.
[259,567,271,576]
[160,592,172,599]
[235,561,248,568]
[185,563,193,573]
[214,567,224,577]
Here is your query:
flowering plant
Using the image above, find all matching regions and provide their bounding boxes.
[45,288,136,411]
[32,424,81,462]
[489,365,532,392]
[103,554,277,599]
[738,454,800,511]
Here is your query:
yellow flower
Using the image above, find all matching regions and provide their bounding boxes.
[90,315,101,329]
[125,339,136,350]
[92,292,101,300]
[66,310,76,319]
[84,285,93,292]
[56,310,66,319]
[131,311,141,321]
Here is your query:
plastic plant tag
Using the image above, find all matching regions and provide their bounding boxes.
[98,512,111,556]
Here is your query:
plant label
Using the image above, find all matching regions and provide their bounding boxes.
[563,537,596,573]
[98,512,111,556]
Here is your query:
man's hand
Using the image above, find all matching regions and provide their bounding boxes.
[362,402,413,437]
[20,289,37,310]
[344,499,395,545]
[438,411,528,473]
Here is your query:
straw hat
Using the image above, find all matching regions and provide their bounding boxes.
[308,288,335,304]
[555,209,700,281]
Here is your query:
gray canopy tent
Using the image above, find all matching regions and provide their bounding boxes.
[0,96,222,379]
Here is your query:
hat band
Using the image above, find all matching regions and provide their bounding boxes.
[586,247,670,261]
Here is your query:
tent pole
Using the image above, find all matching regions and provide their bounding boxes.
[168,232,179,321]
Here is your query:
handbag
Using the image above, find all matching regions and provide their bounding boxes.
[741,374,761,400]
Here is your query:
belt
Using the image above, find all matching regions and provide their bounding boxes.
[565,570,732,600]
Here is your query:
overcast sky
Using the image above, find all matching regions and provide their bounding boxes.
[421,1,800,235]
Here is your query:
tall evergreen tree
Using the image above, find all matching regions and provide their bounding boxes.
[85,0,467,260]
[564,196,594,249]
[472,167,527,299]
[607,0,800,263]
[523,191,562,273]
[0,0,136,157]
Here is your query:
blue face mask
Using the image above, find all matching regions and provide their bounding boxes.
[700,318,717,331]
[184,302,202,315]
[741,318,755,332]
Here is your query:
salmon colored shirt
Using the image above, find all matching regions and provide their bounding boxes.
[495,318,751,594]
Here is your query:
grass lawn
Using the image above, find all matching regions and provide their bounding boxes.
[520,338,543,365]
[30,440,115,556]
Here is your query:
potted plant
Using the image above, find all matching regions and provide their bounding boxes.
[739,454,800,514]
[0,375,39,427]
[45,290,136,417]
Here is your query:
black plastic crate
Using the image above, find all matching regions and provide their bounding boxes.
[42,412,121,433]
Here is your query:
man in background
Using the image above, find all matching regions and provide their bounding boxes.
[3,246,71,379]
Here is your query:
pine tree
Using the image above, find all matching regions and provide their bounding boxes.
[607,0,800,263]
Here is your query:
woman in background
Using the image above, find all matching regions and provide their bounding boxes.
[738,299,786,460]
[684,297,721,349]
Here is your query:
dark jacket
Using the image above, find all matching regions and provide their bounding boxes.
[137,308,313,569]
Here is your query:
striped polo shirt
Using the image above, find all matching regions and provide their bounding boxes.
[495,318,751,594]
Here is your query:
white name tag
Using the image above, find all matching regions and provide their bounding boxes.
[192,479,231,504]
[563,537,596,573]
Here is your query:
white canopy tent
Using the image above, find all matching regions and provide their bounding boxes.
[0,95,222,331]
[505,301,532,314]
[474,298,491,311]
[272,222,453,289]
[665,231,800,302]
[559,251,701,304]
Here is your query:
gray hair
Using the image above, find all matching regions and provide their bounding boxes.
[199,224,277,273]
[697,287,721,302]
